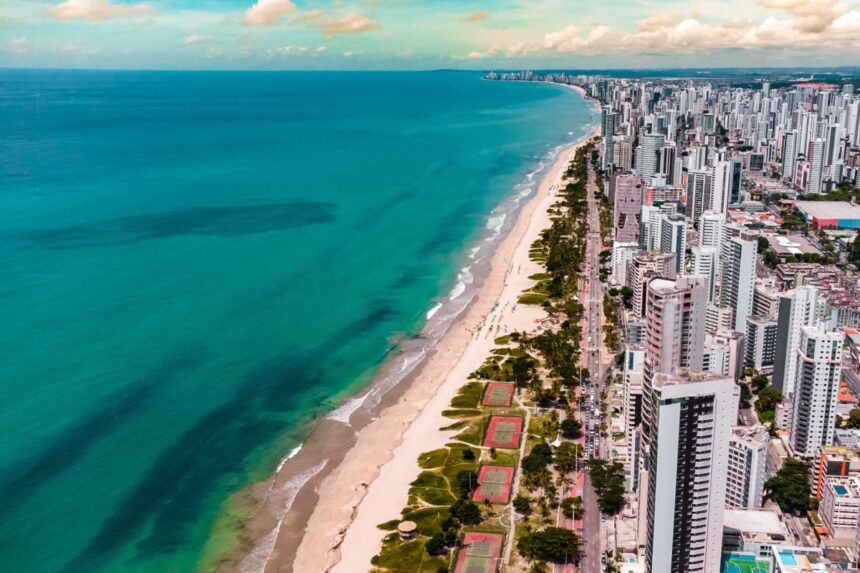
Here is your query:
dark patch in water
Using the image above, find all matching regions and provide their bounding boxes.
[59,302,395,573]
[21,202,337,249]
[0,348,206,507]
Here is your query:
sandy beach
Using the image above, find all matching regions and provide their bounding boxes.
[283,121,599,572]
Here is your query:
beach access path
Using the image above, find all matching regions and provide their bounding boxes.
[290,130,598,573]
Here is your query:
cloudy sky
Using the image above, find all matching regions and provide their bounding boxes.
[1,0,859,70]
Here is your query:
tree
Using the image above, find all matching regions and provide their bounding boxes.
[560,418,582,439]
[765,457,811,514]
[751,374,769,393]
[756,386,783,414]
[517,527,580,563]
[587,459,626,515]
[554,442,581,473]
[425,534,447,556]
[450,499,482,524]
[456,470,478,498]
[561,497,575,518]
[513,495,532,514]
[845,408,860,429]
[523,441,554,474]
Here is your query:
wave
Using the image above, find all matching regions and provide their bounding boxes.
[239,459,328,573]
[426,302,443,320]
[276,444,304,472]
[448,266,473,301]
[327,395,369,425]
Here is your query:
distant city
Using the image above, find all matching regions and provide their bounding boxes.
[488,70,860,572]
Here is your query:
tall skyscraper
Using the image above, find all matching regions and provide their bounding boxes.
[659,215,687,276]
[641,369,738,573]
[719,235,757,332]
[686,169,712,226]
[644,276,707,373]
[698,211,725,249]
[807,137,825,194]
[782,130,798,179]
[638,132,665,185]
[790,323,844,457]
[744,315,778,374]
[602,106,618,170]
[614,173,643,243]
[690,246,717,302]
[726,426,769,509]
[772,286,821,395]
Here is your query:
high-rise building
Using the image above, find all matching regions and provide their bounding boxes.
[772,286,821,395]
[659,214,687,276]
[641,369,738,573]
[638,132,665,185]
[691,246,717,302]
[790,323,844,458]
[602,106,618,170]
[627,252,678,319]
[744,315,778,373]
[686,170,712,226]
[614,173,643,243]
[807,137,825,194]
[698,211,725,249]
[644,276,707,373]
[719,235,757,332]
[623,345,646,492]
[726,425,769,509]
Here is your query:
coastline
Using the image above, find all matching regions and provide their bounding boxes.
[220,83,600,573]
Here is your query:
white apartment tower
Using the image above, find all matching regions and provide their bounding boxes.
[772,286,821,396]
[719,235,757,332]
[726,425,769,509]
[807,137,825,194]
[642,370,739,573]
[660,215,687,276]
[790,323,844,458]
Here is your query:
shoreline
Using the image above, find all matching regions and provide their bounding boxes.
[292,142,599,573]
[220,84,600,573]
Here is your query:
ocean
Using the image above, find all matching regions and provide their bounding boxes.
[0,70,593,572]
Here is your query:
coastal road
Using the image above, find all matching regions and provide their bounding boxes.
[578,159,608,573]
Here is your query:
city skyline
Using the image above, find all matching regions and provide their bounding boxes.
[1,0,860,70]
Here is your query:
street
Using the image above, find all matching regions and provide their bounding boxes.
[578,161,610,573]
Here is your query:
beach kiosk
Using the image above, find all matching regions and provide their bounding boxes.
[397,520,418,540]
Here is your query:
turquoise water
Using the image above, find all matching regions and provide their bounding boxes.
[0,70,592,572]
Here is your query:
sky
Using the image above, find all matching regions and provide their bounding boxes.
[1,0,859,70]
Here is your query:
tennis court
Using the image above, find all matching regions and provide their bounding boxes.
[483,416,523,449]
[721,552,770,573]
[453,532,503,573]
[482,383,514,407]
[473,466,514,503]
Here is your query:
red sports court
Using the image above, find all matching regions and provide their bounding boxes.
[473,465,514,503]
[453,532,504,573]
[481,382,514,407]
[483,416,522,449]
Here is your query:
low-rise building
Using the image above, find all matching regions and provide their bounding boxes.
[820,476,860,535]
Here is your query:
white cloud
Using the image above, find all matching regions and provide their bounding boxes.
[182,34,212,45]
[242,0,296,26]
[538,7,860,56]
[343,50,353,56]
[11,36,27,52]
[50,0,155,21]
[316,12,380,36]
[315,45,328,52]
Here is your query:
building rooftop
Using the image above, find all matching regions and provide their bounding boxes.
[825,476,860,498]
[723,509,787,536]
[796,201,860,220]
[767,234,822,257]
